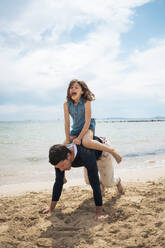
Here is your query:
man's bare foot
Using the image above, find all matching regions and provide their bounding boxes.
[94,213,108,221]
[111,150,122,164]
[117,178,125,194]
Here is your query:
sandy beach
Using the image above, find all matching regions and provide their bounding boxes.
[0,167,165,248]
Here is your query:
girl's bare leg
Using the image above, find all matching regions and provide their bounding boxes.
[116,178,124,194]
[63,136,76,184]
[82,130,122,163]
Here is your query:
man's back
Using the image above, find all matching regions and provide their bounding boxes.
[71,136,103,168]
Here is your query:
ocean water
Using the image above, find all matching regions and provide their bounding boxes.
[0,120,165,188]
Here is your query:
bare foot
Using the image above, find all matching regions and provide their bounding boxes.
[94,213,108,221]
[117,178,125,194]
[111,150,122,164]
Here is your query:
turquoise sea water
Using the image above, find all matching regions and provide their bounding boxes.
[0,120,165,187]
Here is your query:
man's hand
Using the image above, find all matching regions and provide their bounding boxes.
[42,206,52,214]
[42,201,57,214]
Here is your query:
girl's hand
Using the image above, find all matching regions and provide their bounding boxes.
[73,137,81,145]
[63,140,70,145]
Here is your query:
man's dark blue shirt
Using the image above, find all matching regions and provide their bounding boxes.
[52,136,103,206]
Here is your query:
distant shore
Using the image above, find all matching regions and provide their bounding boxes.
[97,119,165,123]
[0,117,165,123]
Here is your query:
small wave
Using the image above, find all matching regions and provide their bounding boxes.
[0,174,16,177]
[24,157,46,162]
[123,149,165,158]
[0,141,17,145]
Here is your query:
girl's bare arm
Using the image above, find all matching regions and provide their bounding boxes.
[64,102,70,143]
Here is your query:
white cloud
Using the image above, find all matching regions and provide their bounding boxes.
[5,0,150,36]
[121,39,165,97]
[1,0,164,119]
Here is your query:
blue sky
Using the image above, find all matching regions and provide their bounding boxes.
[0,0,165,120]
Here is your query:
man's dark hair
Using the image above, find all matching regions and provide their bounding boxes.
[49,144,71,165]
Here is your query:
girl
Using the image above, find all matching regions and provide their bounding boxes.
[63,79,122,163]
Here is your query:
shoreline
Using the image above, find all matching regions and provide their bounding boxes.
[1,166,165,196]
[117,166,165,182]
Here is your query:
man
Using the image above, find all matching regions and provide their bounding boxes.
[42,136,124,221]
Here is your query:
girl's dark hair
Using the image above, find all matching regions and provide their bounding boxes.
[49,144,71,165]
[66,79,95,102]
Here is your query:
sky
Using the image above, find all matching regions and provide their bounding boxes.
[0,0,165,120]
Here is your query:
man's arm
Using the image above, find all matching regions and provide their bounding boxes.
[42,168,64,214]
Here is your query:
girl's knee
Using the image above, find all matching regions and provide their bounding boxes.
[82,129,94,147]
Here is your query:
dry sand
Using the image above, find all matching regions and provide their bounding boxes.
[1,173,165,248]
